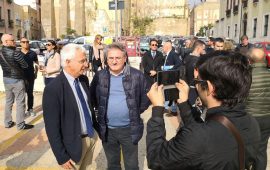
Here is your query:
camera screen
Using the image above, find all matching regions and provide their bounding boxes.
[157,70,182,86]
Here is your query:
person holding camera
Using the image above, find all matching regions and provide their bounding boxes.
[146,51,260,170]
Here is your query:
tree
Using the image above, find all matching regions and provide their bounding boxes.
[66,27,76,35]
[196,24,213,36]
[132,17,153,36]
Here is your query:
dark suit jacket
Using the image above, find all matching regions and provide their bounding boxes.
[42,71,99,165]
[141,50,164,84]
[164,50,182,70]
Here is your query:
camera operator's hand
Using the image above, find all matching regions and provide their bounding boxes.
[147,83,164,107]
[175,79,189,103]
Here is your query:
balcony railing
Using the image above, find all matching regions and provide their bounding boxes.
[0,19,5,27]
[243,0,248,8]
[226,9,231,17]
[8,20,14,28]
[233,5,239,14]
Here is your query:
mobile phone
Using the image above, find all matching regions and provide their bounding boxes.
[157,70,182,101]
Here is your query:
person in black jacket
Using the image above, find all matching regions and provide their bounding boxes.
[141,39,164,85]
[146,51,260,170]
[90,43,150,170]
[0,34,33,130]
[235,35,253,56]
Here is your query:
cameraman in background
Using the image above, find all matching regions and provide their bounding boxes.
[146,51,260,170]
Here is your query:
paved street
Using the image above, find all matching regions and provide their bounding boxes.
[0,63,269,170]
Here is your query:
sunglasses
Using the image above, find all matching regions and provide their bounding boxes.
[151,44,158,46]
[193,78,207,85]
[46,44,52,46]
[21,41,29,44]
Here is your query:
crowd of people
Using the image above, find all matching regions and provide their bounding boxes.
[0,33,269,170]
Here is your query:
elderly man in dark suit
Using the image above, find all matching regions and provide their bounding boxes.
[142,39,164,84]
[42,44,99,169]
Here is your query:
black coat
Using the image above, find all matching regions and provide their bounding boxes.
[146,102,260,170]
[42,71,99,165]
[164,50,182,70]
[90,65,150,144]
[141,50,164,84]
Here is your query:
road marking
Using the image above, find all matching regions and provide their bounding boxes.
[0,106,43,154]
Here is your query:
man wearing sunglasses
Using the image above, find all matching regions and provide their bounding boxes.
[0,34,34,130]
[20,37,39,117]
[142,39,164,85]
[146,51,260,170]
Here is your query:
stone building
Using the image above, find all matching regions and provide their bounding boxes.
[212,0,270,43]
[0,0,14,38]
[190,0,220,36]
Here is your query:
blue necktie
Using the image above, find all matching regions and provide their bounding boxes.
[74,79,94,137]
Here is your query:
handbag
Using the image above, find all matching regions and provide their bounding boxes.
[208,114,248,170]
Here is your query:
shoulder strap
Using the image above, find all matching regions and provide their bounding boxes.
[0,52,13,68]
[208,115,245,170]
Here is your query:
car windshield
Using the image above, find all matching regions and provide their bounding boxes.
[265,44,270,51]
[255,43,263,48]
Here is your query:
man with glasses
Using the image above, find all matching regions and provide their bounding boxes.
[0,34,34,130]
[43,44,99,169]
[142,39,164,84]
[146,51,260,170]
[20,37,39,117]
[90,43,150,170]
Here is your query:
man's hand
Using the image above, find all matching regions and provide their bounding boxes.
[149,70,157,76]
[147,83,164,106]
[175,79,189,103]
[61,159,75,169]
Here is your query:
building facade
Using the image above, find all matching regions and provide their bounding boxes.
[213,0,270,43]
[0,0,15,38]
[190,0,220,36]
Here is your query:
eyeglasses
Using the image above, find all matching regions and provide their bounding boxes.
[46,44,52,46]
[21,41,29,44]
[193,78,207,85]
[151,44,158,46]
[107,57,124,62]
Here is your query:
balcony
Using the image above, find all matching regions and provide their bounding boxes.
[0,19,5,27]
[243,0,248,8]
[226,9,231,17]
[233,6,239,14]
[8,20,14,28]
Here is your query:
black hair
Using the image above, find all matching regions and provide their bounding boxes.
[241,35,248,41]
[192,40,205,49]
[48,40,57,51]
[149,39,158,45]
[195,50,252,107]
[214,37,224,43]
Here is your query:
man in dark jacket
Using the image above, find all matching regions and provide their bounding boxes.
[90,43,150,170]
[142,39,164,85]
[235,35,253,56]
[146,51,260,170]
[0,34,33,130]
[246,48,270,170]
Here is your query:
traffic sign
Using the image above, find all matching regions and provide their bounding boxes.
[109,1,124,10]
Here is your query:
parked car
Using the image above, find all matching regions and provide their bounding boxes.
[29,40,47,55]
[254,42,270,67]
[73,36,95,45]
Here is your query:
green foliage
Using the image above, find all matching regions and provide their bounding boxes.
[66,27,76,35]
[132,17,153,36]
[60,34,65,39]
[197,24,214,36]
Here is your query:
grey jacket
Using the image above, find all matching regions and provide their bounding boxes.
[0,46,28,79]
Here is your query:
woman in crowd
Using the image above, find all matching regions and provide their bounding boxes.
[92,34,105,72]
[40,40,61,86]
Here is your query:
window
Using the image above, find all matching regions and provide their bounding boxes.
[266,44,270,50]
[7,9,11,20]
[0,7,2,20]
[234,24,237,37]
[228,26,230,37]
[253,18,257,38]
[264,15,269,36]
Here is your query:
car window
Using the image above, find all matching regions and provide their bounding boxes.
[38,42,46,48]
[265,44,270,51]
[77,38,84,44]
[30,42,39,49]
[254,43,263,48]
